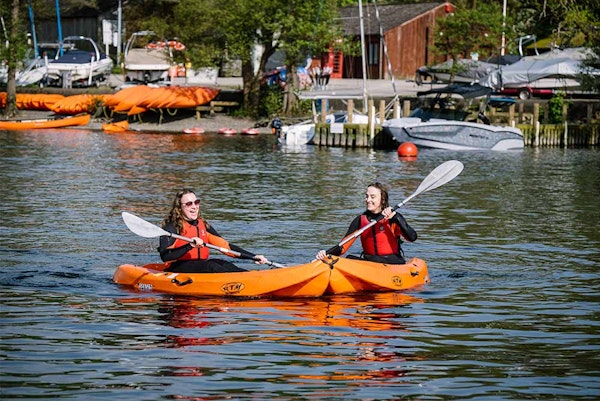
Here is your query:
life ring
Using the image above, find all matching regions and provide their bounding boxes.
[183,127,205,134]
[168,41,186,51]
[146,43,157,49]
[241,128,259,135]
[218,127,237,136]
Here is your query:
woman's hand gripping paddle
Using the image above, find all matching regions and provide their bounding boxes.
[122,211,285,268]
[325,160,464,254]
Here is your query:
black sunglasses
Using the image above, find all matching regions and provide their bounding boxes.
[182,199,200,207]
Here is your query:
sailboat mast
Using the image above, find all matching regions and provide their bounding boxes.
[56,0,63,56]
[358,0,368,112]
[372,0,397,99]
[27,1,39,58]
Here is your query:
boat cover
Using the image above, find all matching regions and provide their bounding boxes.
[481,47,598,89]
[416,83,492,99]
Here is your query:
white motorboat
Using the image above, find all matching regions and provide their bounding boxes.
[277,113,372,146]
[43,36,113,88]
[1,43,60,87]
[123,31,181,83]
[278,121,317,146]
[1,56,46,87]
[381,84,524,151]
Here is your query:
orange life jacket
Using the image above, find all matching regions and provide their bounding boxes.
[170,219,210,261]
[359,215,400,256]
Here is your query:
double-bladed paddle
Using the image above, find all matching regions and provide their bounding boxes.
[122,211,285,268]
[325,159,464,254]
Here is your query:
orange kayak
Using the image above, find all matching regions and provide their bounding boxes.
[113,260,331,298]
[0,113,91,130]
[325,257,429,295]
[113,256,429,298]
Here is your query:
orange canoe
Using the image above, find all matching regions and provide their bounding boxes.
[0,114,91,130]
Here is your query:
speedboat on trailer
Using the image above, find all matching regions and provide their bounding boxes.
[123,31,175,83]
[382,84,524,151]
[43,36,113,88]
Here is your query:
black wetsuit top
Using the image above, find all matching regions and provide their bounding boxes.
[330,211,417,264]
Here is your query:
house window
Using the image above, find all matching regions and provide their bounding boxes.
[368,42,379,65]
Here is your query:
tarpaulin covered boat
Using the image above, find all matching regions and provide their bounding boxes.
[113,257,429,298]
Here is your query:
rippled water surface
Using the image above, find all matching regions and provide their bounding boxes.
[1,129,599,400]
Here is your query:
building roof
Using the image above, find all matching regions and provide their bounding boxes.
[339,2,447,36]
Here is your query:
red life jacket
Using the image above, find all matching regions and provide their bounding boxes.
[169,219,210,262]
[359,215,400,256]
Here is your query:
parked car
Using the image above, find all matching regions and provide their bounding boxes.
[494,86,554,100]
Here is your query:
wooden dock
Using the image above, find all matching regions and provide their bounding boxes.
[309,97,600,149]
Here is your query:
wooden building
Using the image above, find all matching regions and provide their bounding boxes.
[337,2,454,80]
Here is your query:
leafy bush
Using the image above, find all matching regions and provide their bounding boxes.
[548,92,567,124]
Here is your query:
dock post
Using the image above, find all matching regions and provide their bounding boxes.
[393,98,400,118]
[403,100,411,117]
[368,99,375,144]
[347,100,354,123]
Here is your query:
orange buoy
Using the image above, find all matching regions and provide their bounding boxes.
[102,120,129,133]
[397,142,418,158]
[218,127,237,136]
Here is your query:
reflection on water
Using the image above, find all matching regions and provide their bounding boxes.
[0,129,599,399]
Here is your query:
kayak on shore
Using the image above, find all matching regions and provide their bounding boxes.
[112,256,429,298]
[0,113,91,130]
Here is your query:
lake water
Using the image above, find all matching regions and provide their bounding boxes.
[1,129,599,400]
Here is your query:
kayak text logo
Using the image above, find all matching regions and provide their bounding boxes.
[391,276,403,287]
[222,282,245,294]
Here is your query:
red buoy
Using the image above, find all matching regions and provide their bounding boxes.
[397,142,418,158]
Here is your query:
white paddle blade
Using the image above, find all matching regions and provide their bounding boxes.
[415,160,464,194]
[122,212,169,238]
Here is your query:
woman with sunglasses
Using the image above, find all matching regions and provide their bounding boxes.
[158,189,268,273]
[315,182,417,264]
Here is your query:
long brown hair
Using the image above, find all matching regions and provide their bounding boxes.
[367,182,390,210]
[162,188,201,234]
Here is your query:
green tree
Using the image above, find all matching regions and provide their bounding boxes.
[2,0,26,117]
[275,0,340,115]
[432,2,505,82]
[170,0,339,116]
